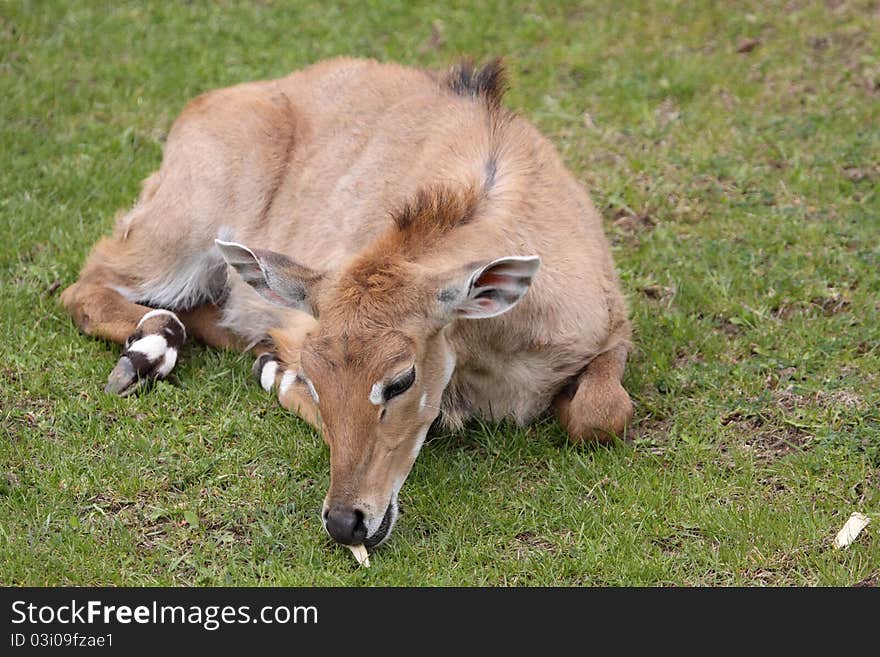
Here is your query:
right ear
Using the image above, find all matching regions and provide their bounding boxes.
[215,239,323,315]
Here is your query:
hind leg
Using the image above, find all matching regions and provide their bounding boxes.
[553,343,634,444]
[61,81,304,393]
[61,262,187,396]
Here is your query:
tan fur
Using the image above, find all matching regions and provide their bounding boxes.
[177,304,241,350]
[62,57,633,544]
[553,344,634,443]
[61,276,151,343]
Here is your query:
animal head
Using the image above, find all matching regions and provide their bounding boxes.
[215,193,540,547]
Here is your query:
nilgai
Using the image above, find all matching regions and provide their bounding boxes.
[61,58,634,548]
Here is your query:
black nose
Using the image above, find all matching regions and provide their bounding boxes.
[324,506,367,545]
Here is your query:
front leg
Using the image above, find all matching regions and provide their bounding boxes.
[61,279,186,396]
[253,352,322,431]
[553,343,634,444]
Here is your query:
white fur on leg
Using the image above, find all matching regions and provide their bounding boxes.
[126,335,179,378]
[260,359,278,391]
[157,347,178,377]
[136,308,186,337]
[127,334,169,361]
[279,370,297,396]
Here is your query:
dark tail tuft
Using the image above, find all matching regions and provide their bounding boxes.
[445,58,507,106]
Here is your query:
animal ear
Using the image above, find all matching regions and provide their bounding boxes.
[437,255,541,321]
[215,239,323,314]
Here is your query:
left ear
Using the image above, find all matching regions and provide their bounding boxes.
[437,255,541,321]
[215,239,323,315]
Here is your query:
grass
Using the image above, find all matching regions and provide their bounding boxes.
[1,0,878,586]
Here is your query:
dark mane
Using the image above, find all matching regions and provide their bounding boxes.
[392,185,479,236]
[445,58,508,107]
[325,184,480,327]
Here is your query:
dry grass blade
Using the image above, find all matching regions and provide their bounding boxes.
[348,544,371,567]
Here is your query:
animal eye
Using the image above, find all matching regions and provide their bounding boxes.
[383,366,415,402]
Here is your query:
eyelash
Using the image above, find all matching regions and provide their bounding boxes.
[296,372,319,403]
[383,366,416,402]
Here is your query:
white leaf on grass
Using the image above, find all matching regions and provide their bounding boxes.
[833,512,870,549]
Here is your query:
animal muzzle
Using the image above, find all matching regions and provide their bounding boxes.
[323,501,396,547]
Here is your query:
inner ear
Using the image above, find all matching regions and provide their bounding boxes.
[438,255,541,321]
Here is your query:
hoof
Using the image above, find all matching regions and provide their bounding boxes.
[104,310,185,396]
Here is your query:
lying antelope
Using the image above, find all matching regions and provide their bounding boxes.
[61,57,633,549]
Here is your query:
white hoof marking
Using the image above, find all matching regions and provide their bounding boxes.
[128,334,169,361]
[157,347,178,378]
[260,359,278,392]
[279,370,297,396]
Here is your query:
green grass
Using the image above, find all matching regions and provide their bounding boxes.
[1,0,878,586]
